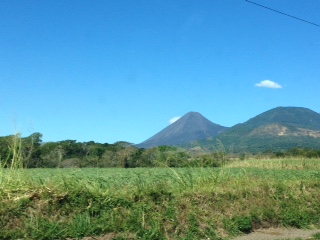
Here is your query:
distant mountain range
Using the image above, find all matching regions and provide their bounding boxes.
[138,107,320,153]
[137,112,227,149]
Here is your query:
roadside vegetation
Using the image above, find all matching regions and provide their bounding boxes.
[0,133,320,239]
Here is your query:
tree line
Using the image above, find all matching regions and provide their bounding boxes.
[1,133,319,169]
[0,133,223,168]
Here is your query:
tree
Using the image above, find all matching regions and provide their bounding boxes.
[23,132,43,167]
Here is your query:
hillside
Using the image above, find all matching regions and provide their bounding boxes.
[137,112,227,148]
[196,107,320,153]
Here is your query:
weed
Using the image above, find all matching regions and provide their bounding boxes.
[313,232,320,240]
[232,216,253,233]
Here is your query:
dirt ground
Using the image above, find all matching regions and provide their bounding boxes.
[68,228,320,240]
[232,228,320,240]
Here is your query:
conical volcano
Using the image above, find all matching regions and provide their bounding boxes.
[137,112,227,148]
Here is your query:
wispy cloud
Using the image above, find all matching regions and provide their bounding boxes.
[255,80,283,89]
[169,116,180,124]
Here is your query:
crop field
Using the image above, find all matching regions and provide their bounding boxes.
[1,158,320,239]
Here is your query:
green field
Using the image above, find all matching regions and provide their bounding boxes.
[1,158,320,239]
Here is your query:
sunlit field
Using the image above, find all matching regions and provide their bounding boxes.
[1,158,320,239]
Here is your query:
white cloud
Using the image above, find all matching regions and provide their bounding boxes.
[169,116,180,124]
[255,80,283,89]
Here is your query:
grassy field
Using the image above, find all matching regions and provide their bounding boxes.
[1,158,320,239]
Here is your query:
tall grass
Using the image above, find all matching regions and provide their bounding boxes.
[0,133,28,195]
[1,154,320,239]
[226,157,320,170]
[0,133,24,169]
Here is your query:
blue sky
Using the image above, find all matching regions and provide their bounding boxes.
[1,0,319,144]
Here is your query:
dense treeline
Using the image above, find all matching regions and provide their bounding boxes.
[194,135,320,154]
[0,133,223,168]
[0,132,42,168]
[273,148,320,158]
[1,133,319,168]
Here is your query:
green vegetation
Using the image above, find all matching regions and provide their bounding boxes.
[193,107,320,153]
[313,232,320,240]
[196,133,320,154]
[0,133,42,168]
[1,158,320,239]
[2,132,319,169]
[0,133,226,168]
[1,133,320,239]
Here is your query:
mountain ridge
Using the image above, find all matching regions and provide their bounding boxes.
[197,106,320,152]
[138,106,320,152]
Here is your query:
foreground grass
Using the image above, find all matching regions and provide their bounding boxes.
[1,158,320,239]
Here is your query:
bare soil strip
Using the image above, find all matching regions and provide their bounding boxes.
[232,228,320,240]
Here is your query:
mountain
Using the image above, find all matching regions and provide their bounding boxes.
[198,107,320,153]
[137,112,228,148]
